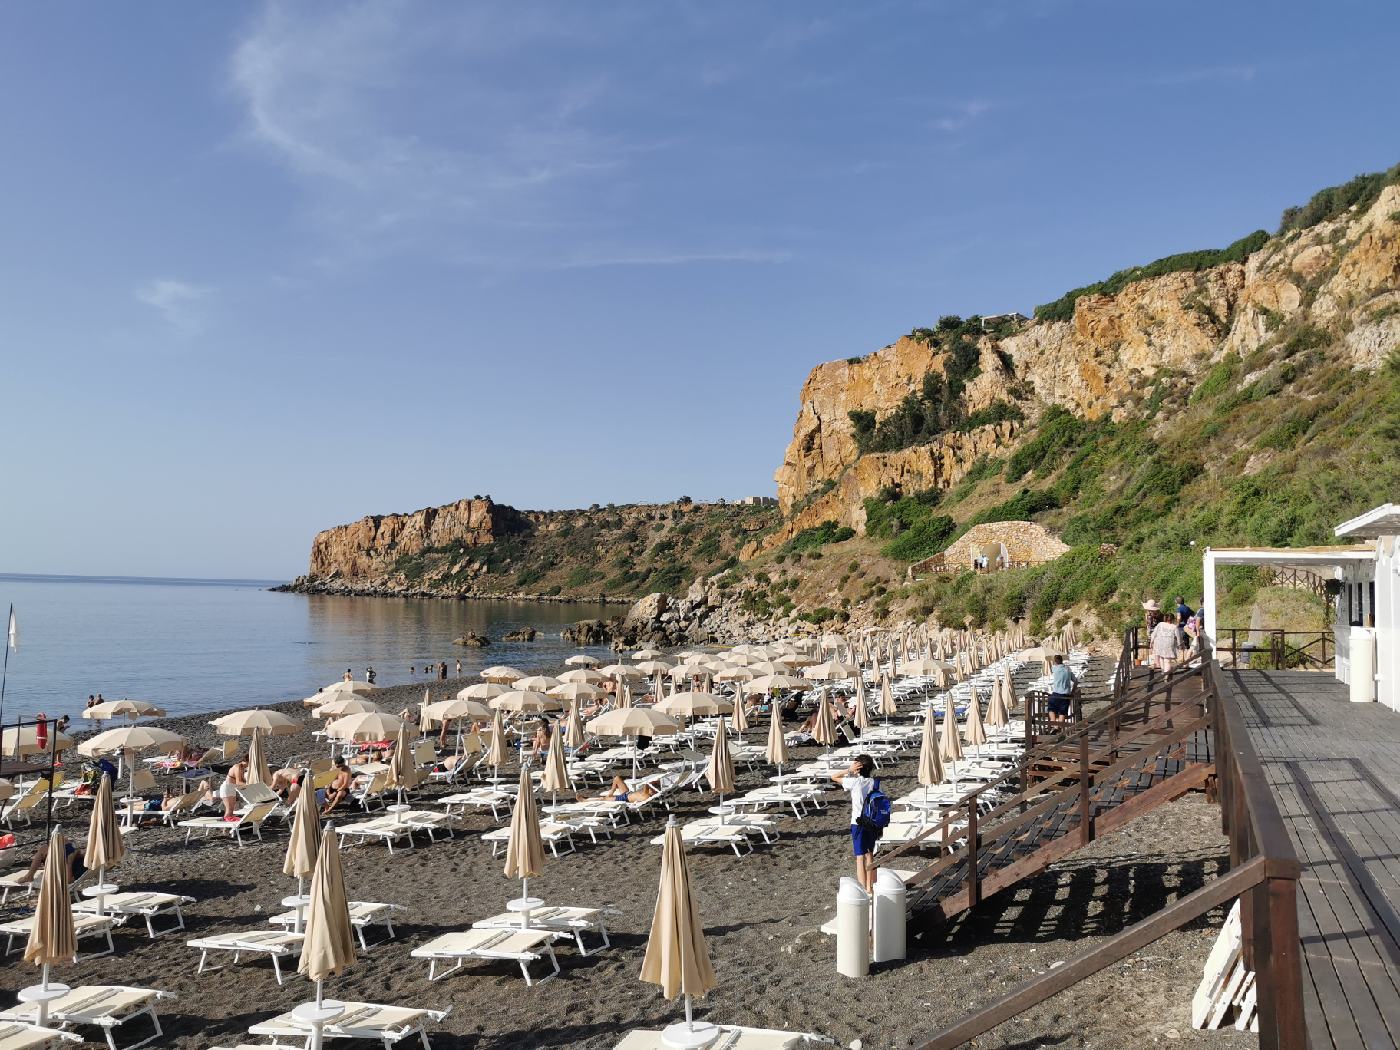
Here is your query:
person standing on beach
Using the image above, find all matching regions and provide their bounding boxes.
[832,755,878,894]
[343,668,353,683]
[455,659,462,676]
[365,666,376,684]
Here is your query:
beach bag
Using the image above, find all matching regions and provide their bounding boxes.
[859,778,892,837]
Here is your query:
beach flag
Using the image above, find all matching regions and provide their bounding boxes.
[6,607,15,652]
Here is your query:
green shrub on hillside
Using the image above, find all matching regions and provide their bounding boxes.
[1278,163,1400,234]
[1190,354,1239,403]
[881,514,957,561]
[785,520,856,553]
[1005,407,1092,482]
[958,400,1024,432]
[1034,230,1269,323]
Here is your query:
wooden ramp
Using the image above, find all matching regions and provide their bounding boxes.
[880,663,1214,925]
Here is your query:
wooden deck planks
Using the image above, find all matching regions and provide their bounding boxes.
[1228,670,1400,1050]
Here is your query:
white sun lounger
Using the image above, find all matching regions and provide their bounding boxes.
[472,905,613,956]
[335,811,451,852]
[0,1022,81,1050]
[410,927,561,985]
[649,822,754,857]
[269,901,403,951]
[247,1001,450,1050]
[176,801,276,847]
[1,913,116,959]
[481,821,576,858]
[615,1024,833,1049]
[438,788,514,822]
[74,892,194,938]
[186,928,304,985]
[1,986,173,1050]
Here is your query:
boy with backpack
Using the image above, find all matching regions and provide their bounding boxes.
[833,754,891,893]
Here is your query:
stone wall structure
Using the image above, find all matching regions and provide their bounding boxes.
[909,521,1070,576]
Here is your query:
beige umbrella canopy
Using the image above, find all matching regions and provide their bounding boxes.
[84,774,125,890]
[656,692,732,718]
[714,666,754,683]
[765,703,789,768]
[485,710,512,772]
[632,649,665,661]
[246,728,271,787]
[746,673,806,693]
[599,663,644,680]
[916,707,944,795]
[541,726,571,802]
[458,682,511,701]
[323,679,379,696]
[963,688,988,750]
[986,677,1010,730]
[706,720,735,818]
[3,725,74,758]
[804,659,858,682]
[422,697,492,723]
[514,675,561,693]
[387,724,421,803]
[481,666,526,684]
[811,690,837,747]
[298,825,357,1012]
[730,690,749,734]
[640,818,717,1041]
[564,654,601,667]
[548,681,604,703]
[939,703,964,765]
[284,774,320,889]
[564,699,586,750]
[210,709,300,737]
[588,708,678,738]
[878,675,899,721]
[325,711,403,742]
[635,660,673,675]
[23,828,77,1021]
[314,695,384,719]
[558,667,604,684]
[78,725,182,758]
[503,766,545,904]
[82,699,166,721]
[851,676,870,732]
[491,690,561,714]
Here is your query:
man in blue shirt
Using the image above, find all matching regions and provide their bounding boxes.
[1048,655,1077,724]
[1175,597,1195,650]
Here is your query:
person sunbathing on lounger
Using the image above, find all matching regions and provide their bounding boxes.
[577,775,657,804]
[321,759,352,816]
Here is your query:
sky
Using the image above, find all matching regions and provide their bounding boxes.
[2,0,1397,580]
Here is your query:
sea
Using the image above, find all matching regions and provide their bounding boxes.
[0,574,616,721]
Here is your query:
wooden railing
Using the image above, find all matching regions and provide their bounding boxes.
[912,656,1305,1050]
[1216,627,1333,670]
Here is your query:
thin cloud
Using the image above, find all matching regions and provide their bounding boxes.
[930,100,995,134]
[135,279,211,332]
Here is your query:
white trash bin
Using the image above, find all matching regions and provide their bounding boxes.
[872,867,907,963]
[836,877,870,978]
[1351,627,1377,703]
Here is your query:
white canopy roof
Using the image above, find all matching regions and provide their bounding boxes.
[1335,503,1400,540]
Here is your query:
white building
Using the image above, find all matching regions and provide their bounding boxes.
[1201,502,1399,711]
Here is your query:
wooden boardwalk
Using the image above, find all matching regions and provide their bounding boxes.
[1227,670,1400,1050]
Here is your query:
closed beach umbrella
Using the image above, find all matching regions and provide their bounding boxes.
[284,776,320,895]
[325,711,402,742]
[765,701,789,769]
[210,709,299,737]
[878,675,899,722]
[503,767,545,909]
[564,654,601,667]
[730,689,749,734]
[481,666,525,684]
[486,710,511,774]
[917,708,944,799]
[1002,666,1017,708]
[541,727,571,804]
[963,688,988,751]
[851,676,870,732]
[387,724,420,807]
[298,825,356,1018]
[78,724,181,758]
[940,702,964,786]
[314,696,384,718]
[812,690,837,747]
[246,728,271,787]
[564,699,586,750]
[640,817,717,1042]
[986,677,1010,730]
[83,699,165,721]
[706,720,735,822]
[23,828,77,1024]
[4,725,74,758]
[84,775,124,914]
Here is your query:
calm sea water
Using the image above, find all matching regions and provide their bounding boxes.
[0,574,614,721]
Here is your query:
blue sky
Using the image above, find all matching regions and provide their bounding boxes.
[2,0,1397,579]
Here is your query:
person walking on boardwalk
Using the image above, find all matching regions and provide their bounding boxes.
[1150,612,1180,672]
[1048,655,1077,724]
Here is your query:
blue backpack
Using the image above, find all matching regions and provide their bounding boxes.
[860,778,893,836]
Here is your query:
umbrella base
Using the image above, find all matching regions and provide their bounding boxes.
[292,1001,345,1024]
[19,982,69,1028]
[661,1021,718,1048]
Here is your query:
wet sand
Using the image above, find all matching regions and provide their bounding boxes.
[0,677,1251,1049]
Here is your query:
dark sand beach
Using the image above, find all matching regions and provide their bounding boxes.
[0,674,1252,1049]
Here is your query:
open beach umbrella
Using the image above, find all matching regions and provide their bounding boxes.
[22,828,77,1026]
[851,676,871,732]
[558,668,604,684]
[423,697,490,755]
[730,689,749,734]
[325,710,403,742]
[635,660,673,675]
[481,665,526,683]
[503,767,545,916]
[588,708,678,780]
[656,692,731,718]
[564,699,586,750]
[3,725,74,758]
[640,817,718,1045]
[491,690,561,714]
[79,724,181,759]
[939,702,964,786]
[745,673,806,693]
[541,726,571,807]
[963,687,988,754]
[246,728,271,786]
[878,675,899,723]
[632,649,665,661]
[297,825,356,1049]
[82,699,166,721]
[211,709,300,737]
[917,708,945,803]
[811,690,837,747]
[485,710,511,776]
[459,682,511,701]
[514,675,561,692]
[600,663,644,680]
[549,681,604,703]
[705,720,735,824]
[323,679,379,696]
[84,775,124,915]
[314,696,384,719]
[284,776,320,926]
[565,654,601,667]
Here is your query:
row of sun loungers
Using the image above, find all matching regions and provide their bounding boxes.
[0,987,172,1050]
